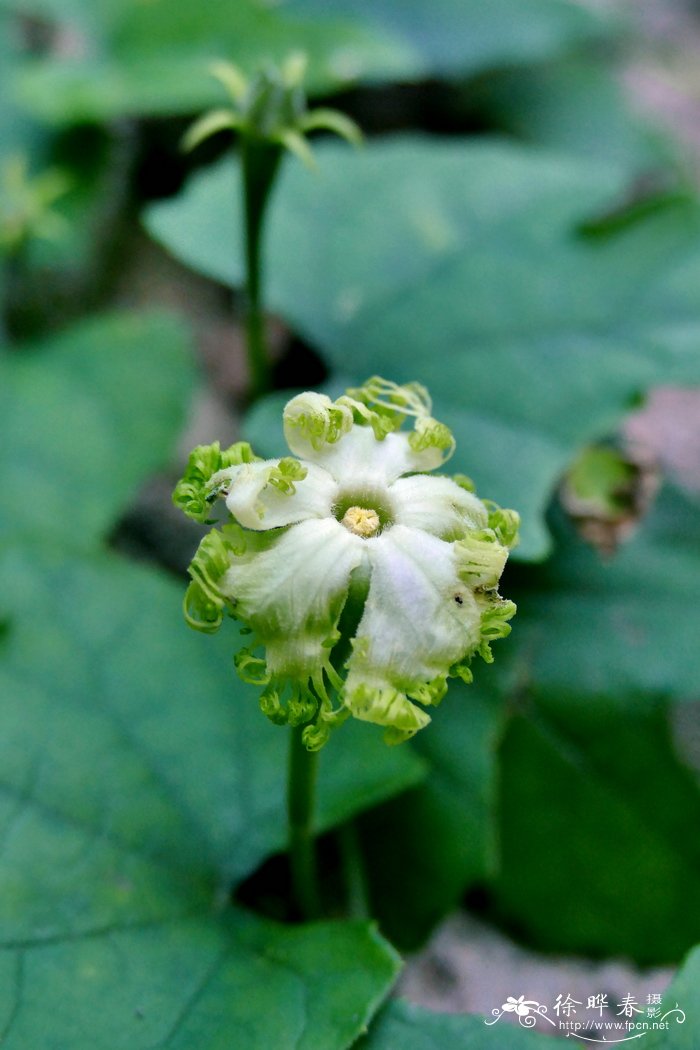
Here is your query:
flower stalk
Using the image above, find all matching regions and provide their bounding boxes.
[183,54,361,401]
[287,722,321,919]
[241,138,282,400]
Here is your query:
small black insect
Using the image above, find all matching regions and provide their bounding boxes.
[454,594,464,605]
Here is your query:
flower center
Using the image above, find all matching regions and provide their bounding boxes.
[341,506,381,538]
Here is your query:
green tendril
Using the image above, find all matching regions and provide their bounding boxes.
[287,687,318,727]
[284,392,355,450]
[183,581,225,634]
[346,376,432,418]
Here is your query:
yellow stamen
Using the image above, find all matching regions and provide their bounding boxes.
[341,506,380,538]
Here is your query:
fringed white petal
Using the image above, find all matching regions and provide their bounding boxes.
[223,459,337,530]
[222,517,364,678]
[391,474,488,538]
[288,423,449,487]
[342,524,483,739]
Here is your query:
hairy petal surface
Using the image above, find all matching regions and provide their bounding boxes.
[343,525,483,739]
[291,424,451,488]
[391,474,488,539]
[222,518,364,678]
[224,458,337,530]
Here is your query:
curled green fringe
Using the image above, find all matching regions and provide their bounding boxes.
[408,416,455,457]
[478,598,517,663]
[484,501,520,549]
[267,457,308,495]
[173,440,259,523]
[183,524,246,632]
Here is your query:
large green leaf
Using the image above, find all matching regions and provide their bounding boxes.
[7,0,609,123]
[0,311,194,549]
[486,487,700,962]
[0,543,416,1043]
[0,912,399,1048]
[1,544,425,908]
[146,137,700,558]
[359,667,506,949]
[494,697,700,963]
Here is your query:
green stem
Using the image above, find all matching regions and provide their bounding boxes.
[287,723,320,920]
[241,138,282,401]
[338,821,369,920]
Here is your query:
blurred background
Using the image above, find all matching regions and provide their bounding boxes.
[3,0,700,1037]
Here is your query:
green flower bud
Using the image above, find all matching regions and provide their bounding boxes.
[182,54,362,165]
[174,378,518,748]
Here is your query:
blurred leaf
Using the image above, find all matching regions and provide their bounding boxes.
[362,999,558,1049]
[466,58,672,175]
[147,137,700,558]
[486,486,700,963]
[0,909,399,1047]
[0,18,126,298]
[0,311,194,549]
[8,0,412,123]
[0,11,45,156]
[289,0,611,79]
[645,945,699,1049]
[494,694,700,962]
[564,445,640,518]
[6,0,611,123]
[512,485,700,700]
[360,669,507,950]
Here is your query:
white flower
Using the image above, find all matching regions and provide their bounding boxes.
[174,378,518,749]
